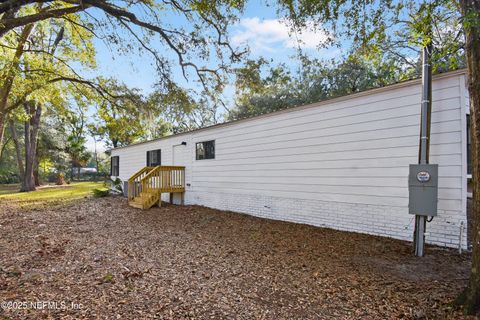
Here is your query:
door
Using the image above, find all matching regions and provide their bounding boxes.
[172,144,188,204]
[172,144,187,167]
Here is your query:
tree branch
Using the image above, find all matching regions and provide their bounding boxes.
[0,5,85,37]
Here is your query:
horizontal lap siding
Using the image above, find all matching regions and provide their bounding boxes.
[112,135,193,183]
[190,77,463,210]
[112,71,467,248]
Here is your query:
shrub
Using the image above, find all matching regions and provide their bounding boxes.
[103,177,123,194]
[93,188,110,198]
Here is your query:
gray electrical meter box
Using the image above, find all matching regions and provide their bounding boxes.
[408,164,438,216]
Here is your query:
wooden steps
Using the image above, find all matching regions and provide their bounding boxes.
[127,166,185,210]
[129,191,160,210]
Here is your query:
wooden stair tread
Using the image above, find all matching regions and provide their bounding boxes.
[128,202,144,209]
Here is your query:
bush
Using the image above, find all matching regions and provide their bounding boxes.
[93,188,110,198]
[0,171,19,184]
[103,177,123,194]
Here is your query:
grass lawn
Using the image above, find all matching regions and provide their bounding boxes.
[0,182,106,208]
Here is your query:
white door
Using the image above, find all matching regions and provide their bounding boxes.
[172,144,188,204]
[172,144,188,167]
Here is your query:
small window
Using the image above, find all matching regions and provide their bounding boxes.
[111,156,119,176]
[147,149,161,166]
[196,140,215,160]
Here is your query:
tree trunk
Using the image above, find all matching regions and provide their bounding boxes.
[21,102,42,192]
[0,23,35,155]
[56,172,65,185]
[93,136,99,181]
[0,114,6,161]
[457,0,480,315]
[9,119,25,181]
[22,112,35,192]
[34,156,40,186]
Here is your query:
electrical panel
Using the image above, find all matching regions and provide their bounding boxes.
[408,164,438,216]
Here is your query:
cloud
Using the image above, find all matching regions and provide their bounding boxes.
[232,17,329,53]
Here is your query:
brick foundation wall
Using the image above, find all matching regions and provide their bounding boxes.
[185,191,467,249]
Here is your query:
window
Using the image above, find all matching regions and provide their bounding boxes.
[111,156,119,176]
[196,140,215,160]
[147,149,161,166]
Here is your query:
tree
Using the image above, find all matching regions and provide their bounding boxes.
[22,101,42,191]
[229,59,295,120]
[36,111,68,183]
[229,53,404,120]
[0,8,97,190]
[8,118,25,182]
[275,0,478,314]
[147,82,226,134]
[87,126,101,181]
[89,80,146,149]
[0,22,35,159]
[0,0,247,155]
[457,0,480,314]
[0,122,20,184]
[57,93,91,180]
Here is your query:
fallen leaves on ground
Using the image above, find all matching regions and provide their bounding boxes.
[0,197,473,319]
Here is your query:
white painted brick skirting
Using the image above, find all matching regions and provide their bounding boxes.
[185,191,467,249]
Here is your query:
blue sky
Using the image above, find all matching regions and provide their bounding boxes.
[89,1,339,94]
[84,1,343,151]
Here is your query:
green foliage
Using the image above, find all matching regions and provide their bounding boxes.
[229,51,407,120]
[0,137,20,184]
[93,188,110,198]
[230,0,467,121]
[1,0,247,183]
[276,0,464,73]
[88,79,147,148]
[0,8,96,110]
[104,177,124,194]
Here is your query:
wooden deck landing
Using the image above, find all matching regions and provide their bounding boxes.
[127,166,185,210]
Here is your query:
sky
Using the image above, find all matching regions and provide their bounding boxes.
[83,1,342,152]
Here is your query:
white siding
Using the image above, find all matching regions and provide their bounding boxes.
[112,70,468,249]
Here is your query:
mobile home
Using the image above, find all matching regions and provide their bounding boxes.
[111,69,469,249]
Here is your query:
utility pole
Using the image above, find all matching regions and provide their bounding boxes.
[413,42,433,257]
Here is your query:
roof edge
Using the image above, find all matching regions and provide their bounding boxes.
[110,68,467,152]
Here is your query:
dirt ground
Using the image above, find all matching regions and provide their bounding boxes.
[0,197,473,319]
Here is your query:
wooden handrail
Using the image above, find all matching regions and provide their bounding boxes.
[128,166,155,183]
[128,165,186,203]
[127,165,186,208]
[140,166,185,194]
[127,166,155,201]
